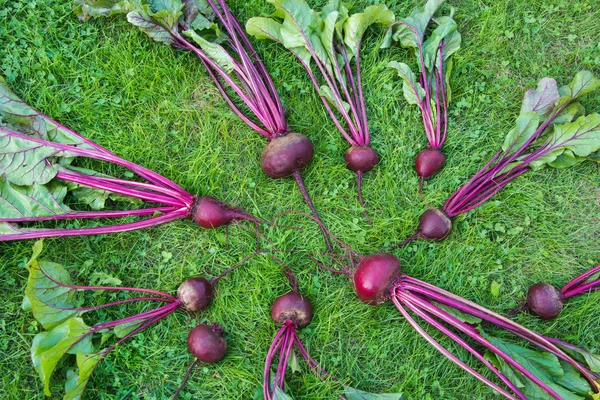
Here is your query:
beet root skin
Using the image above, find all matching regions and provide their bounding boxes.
[345,146,380,173]
[271,291,313,328]
[191,196,239,229]
[415,148,446,179]
[187,324,227,363]
[177,278,214,312]
[353,253,402,305]
[261,132,314,179]
[527,283,563,320]
[418,208,452,240]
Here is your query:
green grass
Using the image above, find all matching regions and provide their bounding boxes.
[0,0,599,398]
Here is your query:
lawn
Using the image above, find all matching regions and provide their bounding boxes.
[0,0,599,399]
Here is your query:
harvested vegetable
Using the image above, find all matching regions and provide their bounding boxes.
[314,252,600,399]
[513,265,600,320]
[21,240,261,399]
[264,265,400,399]
[396,71,600,245]
[247,0,394,222]
[75,0,332,250]
[382,0,461,184]
[0,79,263,241]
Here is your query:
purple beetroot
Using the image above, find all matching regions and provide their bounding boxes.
[514,265,600,320]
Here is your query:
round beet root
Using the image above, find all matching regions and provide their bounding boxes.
[177,278,214,312]
[345,146,380,173]
[415,148,446,179]
[418,209,452,240]
[261,132,314,179]
[191,197,238,229]
[187,324,227,363]
[271,291,313,328]
[526,283,563,320]
[353,253,401,305]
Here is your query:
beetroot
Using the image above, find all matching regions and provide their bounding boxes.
[526,283,563,320]
[187,324,227,363]
[345,146,380,173]
[353,253,401,305]
[415,148,446,179]
[261,132,314,179]
[417,208,453,240]
[191,196,258,229]
[270,291,313,328]
[177,278,214,312]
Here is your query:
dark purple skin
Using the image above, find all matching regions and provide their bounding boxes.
[261,132,314,179]
[345,146,380,173]
[191,196,241,229]
[526,283,564,320]
[418,208,452,240]
[271,291,313,328]
[187,324,227,363]
[353,253,402,305]
[177,278,214,312]
[415,148,446,179]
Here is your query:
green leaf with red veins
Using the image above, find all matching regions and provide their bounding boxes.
[501,111,540,155]
[23,243,81,330]
[344,386,404,399]
[388,61,425,106]
[0,77,94,147]
[126,6,183,46]
[0,180,70,219]
[382,0,445,49]
[342,4,394,59]
[31,318,93,396]
[64,352,102,400]
[520,77,560,118]
[73,0,134,21]
[422,16,458,71]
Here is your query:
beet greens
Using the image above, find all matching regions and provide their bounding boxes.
[75,0,332,250]
[396,71,600,245]
[246,0,394,222]
[22,240,257,399]
[382,0,461,183]
[0,78,265,241]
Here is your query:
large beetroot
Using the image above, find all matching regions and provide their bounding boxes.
[0,79,262,241]
[396,71,600,245]
[75,0,332,250]
[383,0,461,185]
[247,0,394,222]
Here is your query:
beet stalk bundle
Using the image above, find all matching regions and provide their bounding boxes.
[21,241,265,399]
[75,0,332,250]
[315,252,600,399]
[0,78,263,241]
[382,0,461,183]
[396,71,600,245]
[247,0,395,222]
[514,264,600,320]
